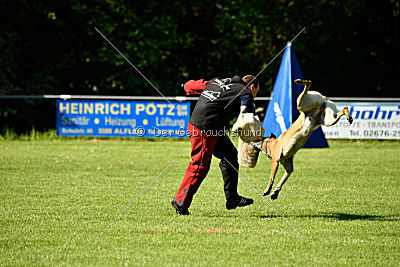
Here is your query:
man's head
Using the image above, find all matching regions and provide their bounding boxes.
[242,75,259,98]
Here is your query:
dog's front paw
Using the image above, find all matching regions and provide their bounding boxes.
[262,187,271,196]
[270,190,280,200]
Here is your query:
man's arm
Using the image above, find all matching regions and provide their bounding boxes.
[240,93,255,113]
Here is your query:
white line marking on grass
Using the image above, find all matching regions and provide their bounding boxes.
[95,27,176,109]
[224,157,305,239]
[95,158,176,238]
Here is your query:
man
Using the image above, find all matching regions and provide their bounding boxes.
[171,75,260,215]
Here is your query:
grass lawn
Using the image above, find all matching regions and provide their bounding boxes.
[0,139,399,266]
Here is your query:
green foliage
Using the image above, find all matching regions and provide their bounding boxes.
[0,140,399,265]
[0,128,58,141]
[0,0,399,131]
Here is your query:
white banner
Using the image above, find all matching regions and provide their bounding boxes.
[321,102,400,139]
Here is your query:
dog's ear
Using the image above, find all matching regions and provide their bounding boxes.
[270,133,276,139]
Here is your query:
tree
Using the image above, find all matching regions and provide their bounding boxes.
[0,0,399,132]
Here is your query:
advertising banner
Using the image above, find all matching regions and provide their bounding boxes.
[57,100,190,137]
[321,102,400,139]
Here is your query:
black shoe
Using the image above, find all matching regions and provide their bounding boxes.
[226,195,254,210]
[171,199,190,215]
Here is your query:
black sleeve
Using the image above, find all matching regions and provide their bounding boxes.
[240,93,255,113]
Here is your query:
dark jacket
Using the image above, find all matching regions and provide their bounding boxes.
[189,75,252,130]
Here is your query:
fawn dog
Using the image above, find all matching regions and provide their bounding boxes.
[259,79,353,200]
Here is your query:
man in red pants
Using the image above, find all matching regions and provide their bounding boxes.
[172,75,260,215]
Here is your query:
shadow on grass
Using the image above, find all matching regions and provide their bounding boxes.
[252,212,400,222]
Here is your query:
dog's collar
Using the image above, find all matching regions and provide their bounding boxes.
[250,139,272,159]
[264,139,272,159]
[254,139,272,159]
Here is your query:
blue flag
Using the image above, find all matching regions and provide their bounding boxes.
[262,43,328,148]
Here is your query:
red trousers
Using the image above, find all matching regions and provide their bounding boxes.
[174,123,239,209]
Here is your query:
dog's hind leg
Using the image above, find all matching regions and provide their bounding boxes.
[262,160,279,196]
[324,106,353,127]
[270,157,293,200]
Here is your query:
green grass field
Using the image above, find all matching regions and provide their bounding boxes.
[1,139,399,266]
